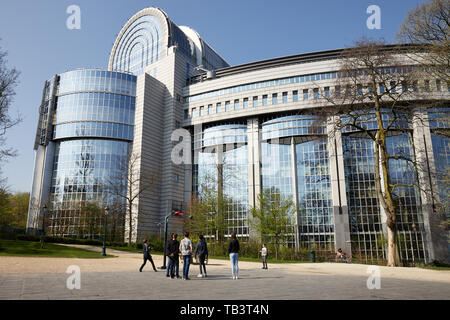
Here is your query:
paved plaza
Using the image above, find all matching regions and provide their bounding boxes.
[0,245,449,300]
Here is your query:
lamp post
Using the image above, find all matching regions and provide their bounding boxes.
[159,210,186,269]
[102,206,109,256]
[40,204,47,249]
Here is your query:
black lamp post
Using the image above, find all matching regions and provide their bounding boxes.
[102,206,109,256]
[40,204,47,249]
[159,210,188,269]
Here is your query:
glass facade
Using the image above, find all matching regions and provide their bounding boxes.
[194,125,249,238]
[343,131,427,264]
[186,71,338,103]
[261,116,332,252]
[49,140,130,236]
[296,138,334,253]
[47,69,136,238]
[111,15,163,75]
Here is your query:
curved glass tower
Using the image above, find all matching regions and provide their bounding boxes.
[28,69,136,238]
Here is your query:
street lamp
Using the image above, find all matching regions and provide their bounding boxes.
[160,210,185,270]
[102,206,109,256]
[40,204,47,249]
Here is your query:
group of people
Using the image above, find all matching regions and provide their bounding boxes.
[139,232,270,280]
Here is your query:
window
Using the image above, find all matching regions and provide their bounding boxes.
[243,98,249,109]
[424,80,430,92]
[303,89,309,101]
[253,96,259,107]
[293,91,298,102]
[272,93,278,105]
[282,92,288,103]
[216,103,222,113]
[184,109,189,119]
[436,80,441,92]
[324,87,330,98]
[262,95,268,106]
[357,85,363,96]
[208,104,213,115]
[225,101,231,111]
[379,83,385,94]
[192,108,197,118]
[313,88,319,100]
[200,106,205,116]
[390,81,396,93]
[234,99,240,110]
[335,86,341,97]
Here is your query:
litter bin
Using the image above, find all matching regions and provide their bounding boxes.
[310,250,316,263]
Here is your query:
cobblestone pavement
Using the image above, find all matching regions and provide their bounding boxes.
[0,245,449,300]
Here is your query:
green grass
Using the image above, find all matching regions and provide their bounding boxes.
[417,265,450,271]
[0,239,115,258]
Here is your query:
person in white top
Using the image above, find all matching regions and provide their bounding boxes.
[260,244,268,270]
[179,232,193,280]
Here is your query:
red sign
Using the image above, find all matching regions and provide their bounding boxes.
[173,211,184,216]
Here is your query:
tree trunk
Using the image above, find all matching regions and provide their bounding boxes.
[387,222,401,267]
[374,107,401,267]
[128,201,132,246]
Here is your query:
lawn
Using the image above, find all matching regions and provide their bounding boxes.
[0,239,115,258]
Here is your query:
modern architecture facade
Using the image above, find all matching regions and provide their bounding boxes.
[28,7,449,264]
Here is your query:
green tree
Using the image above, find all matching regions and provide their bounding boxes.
[7,192,29,228]
[250,187,296,260]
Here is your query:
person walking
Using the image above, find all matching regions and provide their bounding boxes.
[228,232,240,279]
[261,243,268,269]
[194,235,208,278]
[166,233,181,279]
[139,239,157,272]
[179,231,193,280]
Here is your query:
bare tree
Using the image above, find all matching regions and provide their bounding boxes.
[312,38,438,267]
[397,0,449,83]
[0,43,21,164]
[104,152,158,245]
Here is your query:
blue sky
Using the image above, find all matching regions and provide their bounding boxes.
[0,0,427,192]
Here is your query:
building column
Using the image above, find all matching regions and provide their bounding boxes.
[327,117,351,257]
[290,137,299,251]
[247,118,261,240]
[412,107,447,263]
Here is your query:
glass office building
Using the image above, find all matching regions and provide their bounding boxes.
[28,7,449,263]
[29,69,136,238]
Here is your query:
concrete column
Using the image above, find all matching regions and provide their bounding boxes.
[290,137,299,250]
[412,107,448,263]
[247,118,261,240]
[327,117,351,257]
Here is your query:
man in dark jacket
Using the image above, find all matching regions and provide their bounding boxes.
[139,239,157,272]
[194,235,208,278]
[166,233,180,279]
